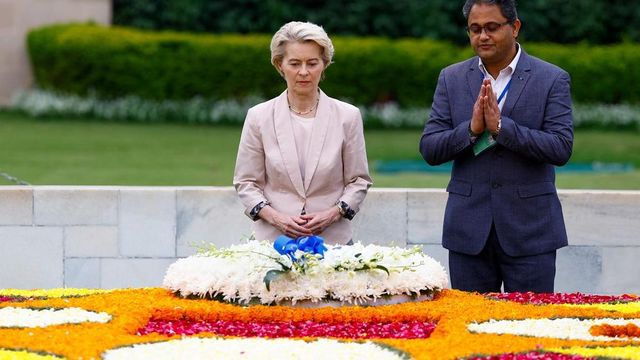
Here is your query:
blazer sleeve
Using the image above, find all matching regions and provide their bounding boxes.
[496,71,574,165]
[419,69,475,165]
[339,108,373,213]
[233,107,269,217]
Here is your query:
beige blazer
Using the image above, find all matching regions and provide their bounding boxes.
[233,89,372,245]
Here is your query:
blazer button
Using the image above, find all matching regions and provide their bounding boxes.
[491,182,501,189]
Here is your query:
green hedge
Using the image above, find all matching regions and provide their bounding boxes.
[28,23,640,107]
[526,43,640,104]
[28,24,282,101]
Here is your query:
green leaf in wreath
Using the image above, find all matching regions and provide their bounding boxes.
[375,265,390,276]
[263,269,287,291]
[354,264,390,276]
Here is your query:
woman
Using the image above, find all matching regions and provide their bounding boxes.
[233,21,372,245]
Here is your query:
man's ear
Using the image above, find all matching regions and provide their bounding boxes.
[512,19,521,38]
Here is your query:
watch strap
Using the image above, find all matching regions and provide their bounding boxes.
[336,200,355,220]
[249,201,270,221]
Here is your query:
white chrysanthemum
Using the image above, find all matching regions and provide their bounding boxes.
[163,240,448,305]
[468,318,640,341]
[0,307,111,328]
[103,337,406,360]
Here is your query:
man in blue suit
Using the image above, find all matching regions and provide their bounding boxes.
[419,0,573,293]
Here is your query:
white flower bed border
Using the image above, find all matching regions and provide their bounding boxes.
[163,241,448,305]
[0,307,111,328]
[103,337,407,360]
[469,318,640,342]
[14,89,639,130]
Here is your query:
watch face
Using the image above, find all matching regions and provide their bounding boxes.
[250,201,268,220]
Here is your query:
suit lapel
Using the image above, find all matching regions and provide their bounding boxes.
[303,90,330,191]
[273,91,305,198]
[466,57,483,101]
[502,51,532,117]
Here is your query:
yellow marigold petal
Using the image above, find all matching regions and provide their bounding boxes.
[567,301,640,314]
[0,348,62,359]
[0,288,113,298]
[0,288,638,360]
[551,345,640,359]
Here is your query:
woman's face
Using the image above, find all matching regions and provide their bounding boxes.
[278,41,324,96]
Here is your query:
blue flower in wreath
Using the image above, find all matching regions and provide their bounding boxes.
[274,235,327,261]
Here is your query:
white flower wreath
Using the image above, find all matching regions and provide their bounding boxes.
[163,240,448,306]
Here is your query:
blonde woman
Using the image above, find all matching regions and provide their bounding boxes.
[233,21,372,245]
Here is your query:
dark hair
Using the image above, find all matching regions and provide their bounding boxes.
[462,0,518,23]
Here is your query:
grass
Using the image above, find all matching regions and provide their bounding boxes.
[365,128,640,190]
[1,111,639,189]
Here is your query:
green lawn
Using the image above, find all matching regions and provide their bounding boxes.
[1,112,639,189]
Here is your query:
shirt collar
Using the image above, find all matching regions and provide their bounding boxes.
[478,43,522,78]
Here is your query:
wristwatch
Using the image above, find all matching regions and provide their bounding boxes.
[336,200,356,220]
[492,118,502,137]
[249,200,270,221]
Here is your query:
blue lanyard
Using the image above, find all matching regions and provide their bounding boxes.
[497,78,512,104]
[482,73,513,105]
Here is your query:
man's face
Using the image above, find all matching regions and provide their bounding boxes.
[467,3,520,69]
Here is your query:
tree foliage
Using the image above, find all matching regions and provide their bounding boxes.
[113,0,640,44]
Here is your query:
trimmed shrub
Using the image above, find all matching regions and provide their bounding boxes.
[27,24,467,107]
[28,24,280,101]
[28,24,640,107]
[527,43,640,104]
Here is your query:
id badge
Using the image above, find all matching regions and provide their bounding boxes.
[472,130,497,156]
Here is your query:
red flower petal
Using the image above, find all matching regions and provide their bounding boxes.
[467,351,596,360]
[485,292,637,305]
[137,319,437,339]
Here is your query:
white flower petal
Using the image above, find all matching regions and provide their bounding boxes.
[0,307,111,328]
[468,318,640,341]
[103,337,405,360]
[163,240,448,304]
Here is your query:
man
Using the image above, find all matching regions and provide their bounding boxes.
[419,0,573,293]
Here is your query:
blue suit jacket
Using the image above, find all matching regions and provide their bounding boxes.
[419,50,573,257]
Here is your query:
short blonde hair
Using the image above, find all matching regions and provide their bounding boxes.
[270,21,334,74]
